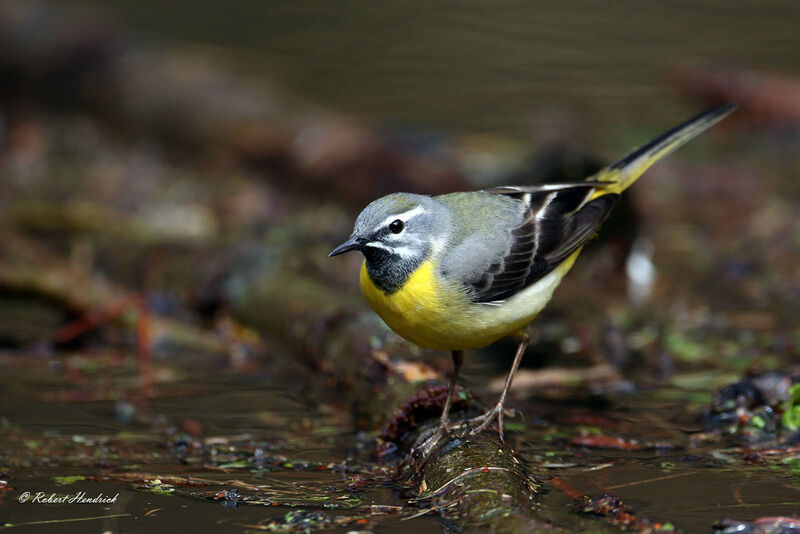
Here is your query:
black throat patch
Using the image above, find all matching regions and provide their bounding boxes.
[363,246,424,295]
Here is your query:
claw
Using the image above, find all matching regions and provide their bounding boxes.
[411,421,450,460]
[468,402,506,439]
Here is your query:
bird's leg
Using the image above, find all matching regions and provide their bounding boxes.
[414,349,463,457]
[439,349,463,431]
[469,332,530,441]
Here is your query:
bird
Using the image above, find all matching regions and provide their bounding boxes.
[329,103,735,454]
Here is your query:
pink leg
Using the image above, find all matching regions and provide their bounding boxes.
[414,350,463,457]
[469,333,530,441]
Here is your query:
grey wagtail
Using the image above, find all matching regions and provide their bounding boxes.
[330,103,735,453]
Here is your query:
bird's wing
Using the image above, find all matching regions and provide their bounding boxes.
[444,102,737,303]
[466,184,620,302]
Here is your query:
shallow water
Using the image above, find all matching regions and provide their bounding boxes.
[522,411,800,532]
[3,353,800,533]
[0,361,445,533]
[67,0,800,139]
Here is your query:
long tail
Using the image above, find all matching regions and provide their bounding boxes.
[589,102,736,198]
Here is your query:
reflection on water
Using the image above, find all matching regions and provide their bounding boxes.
[0,362,443,534]
[67,0,800,139]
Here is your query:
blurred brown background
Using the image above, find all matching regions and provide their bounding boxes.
[1,2,800,532]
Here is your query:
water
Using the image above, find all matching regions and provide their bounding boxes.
[0,360,444,533]
[68,0,800,140]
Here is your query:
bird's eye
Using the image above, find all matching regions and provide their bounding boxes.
[389,219,404,233]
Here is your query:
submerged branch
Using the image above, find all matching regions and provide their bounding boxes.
[404,425,548,532]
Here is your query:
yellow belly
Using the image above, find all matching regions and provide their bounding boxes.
[359,251,580,351]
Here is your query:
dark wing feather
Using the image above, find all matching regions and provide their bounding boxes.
[468,104,737,302]
[471,184,619,302]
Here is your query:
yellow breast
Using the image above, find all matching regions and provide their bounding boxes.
[360,259,453,349]
[359,249,582,351]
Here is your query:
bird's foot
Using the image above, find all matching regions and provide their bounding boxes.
[411,419,457,462]
[466,402,516,441]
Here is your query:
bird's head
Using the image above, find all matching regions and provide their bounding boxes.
[329,193,447,292]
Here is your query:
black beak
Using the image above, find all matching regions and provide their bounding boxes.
[328,236,363,257]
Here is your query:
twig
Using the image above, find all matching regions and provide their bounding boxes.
[1,514,131,529]
[605,470,697,490]
[422,466,517,499]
